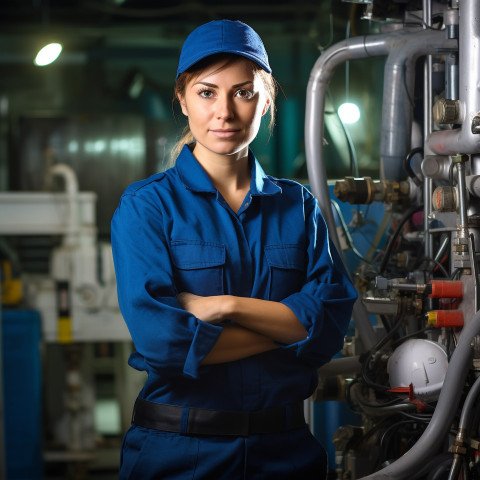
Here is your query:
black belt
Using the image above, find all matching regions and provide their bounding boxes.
[132,397,306,437]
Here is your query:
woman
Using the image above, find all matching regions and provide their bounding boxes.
[111,19,357,480]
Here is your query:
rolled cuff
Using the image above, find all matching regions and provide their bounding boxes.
[183,320,223,379]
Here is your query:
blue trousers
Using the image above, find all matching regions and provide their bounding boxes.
[119,424,328,479]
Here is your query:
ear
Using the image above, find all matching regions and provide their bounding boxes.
[177,93,188,117]
[261,98,271,116]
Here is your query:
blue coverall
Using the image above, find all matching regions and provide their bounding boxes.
[111,144,357,479]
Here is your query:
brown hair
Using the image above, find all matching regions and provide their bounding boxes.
[170,53,277,164]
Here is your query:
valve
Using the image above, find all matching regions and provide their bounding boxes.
[333,176,410,204]
[428,280,463,298]
[427,310,464,328]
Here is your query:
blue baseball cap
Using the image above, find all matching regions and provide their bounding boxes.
[176,20,271,80]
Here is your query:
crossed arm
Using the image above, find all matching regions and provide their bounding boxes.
[177,293,308,365]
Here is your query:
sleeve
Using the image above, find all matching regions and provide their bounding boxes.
[111,192,223,379]
[279,190,358,366]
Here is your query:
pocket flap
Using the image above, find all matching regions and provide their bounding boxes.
[171,240,226,270]
[264,245,305,271]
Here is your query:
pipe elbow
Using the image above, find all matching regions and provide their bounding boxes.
[50,163,79,197]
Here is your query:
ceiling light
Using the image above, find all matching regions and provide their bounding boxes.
[338,102,361,124]
[34,43,62,66]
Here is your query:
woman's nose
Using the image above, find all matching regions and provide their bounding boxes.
[216,95,234,120]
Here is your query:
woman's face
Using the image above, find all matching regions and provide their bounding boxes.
[178,57,270,160]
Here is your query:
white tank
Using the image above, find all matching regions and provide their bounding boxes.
[387,338,448,402]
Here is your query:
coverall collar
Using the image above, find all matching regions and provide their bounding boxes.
[175,144,282,197]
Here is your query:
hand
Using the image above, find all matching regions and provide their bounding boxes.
[177,292,227,324]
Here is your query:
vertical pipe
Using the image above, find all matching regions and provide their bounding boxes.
[446,54,459,100]
[423,0,434,259]
[456,160,469,229]
[445,7,459,101]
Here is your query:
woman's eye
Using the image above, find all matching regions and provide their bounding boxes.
[199,89,214,98]
[236,89,254,99]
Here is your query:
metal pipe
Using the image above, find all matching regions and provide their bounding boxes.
[380,31,455,181]
[423,0,434,259]
[317,355,361,377]
[305,29,455,350]
[428,0,480,155]
[305,33,393,351]
[359,307,480,480]
[456,159,469,230]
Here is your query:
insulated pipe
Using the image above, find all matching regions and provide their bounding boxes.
[360,308,480,480]
[381,30,456,180]
[428,0,480,155]
[50,163,79,247]
[305,29,455,350]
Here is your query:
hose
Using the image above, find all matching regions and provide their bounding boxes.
[404,147,424,187]
[360,308,480,479]
[378,204,424,275]
[447,375,480,480]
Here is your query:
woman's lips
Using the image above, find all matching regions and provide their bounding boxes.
[210,129,240,138]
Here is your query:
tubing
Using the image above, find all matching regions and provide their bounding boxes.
[359,308,480,479]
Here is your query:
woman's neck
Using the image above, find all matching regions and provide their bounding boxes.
[192,144,251,212]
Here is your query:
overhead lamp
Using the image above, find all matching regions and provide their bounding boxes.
[338,102,361,124]
[34,42,62,66]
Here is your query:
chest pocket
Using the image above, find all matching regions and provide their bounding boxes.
[264,245,306,302]
[171,240,225,296]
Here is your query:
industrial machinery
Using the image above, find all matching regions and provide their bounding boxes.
[0,163,143,475]
[308,0,480,478]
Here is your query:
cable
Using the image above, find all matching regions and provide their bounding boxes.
[361,316,404,391]
[399,411,433,423]
[390,325,434,349]
[381,420,427,466]
[404,147,423,187]
[450,268,461,280]
[415,256,450,278]
[379,204,424,275]
[331,199,371,264]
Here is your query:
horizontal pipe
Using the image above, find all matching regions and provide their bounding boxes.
[317,356,361,377]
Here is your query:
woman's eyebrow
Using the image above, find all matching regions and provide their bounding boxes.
[193,80,254,88]
[233,81,254,88]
